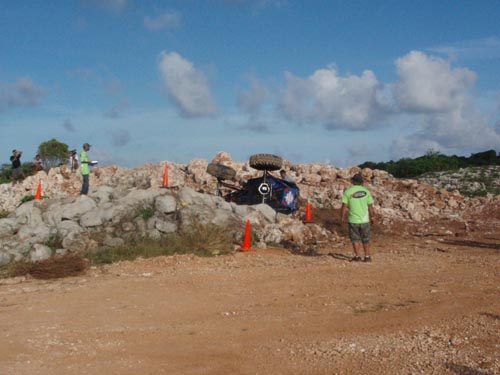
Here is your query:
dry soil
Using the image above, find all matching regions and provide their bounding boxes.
[0,216,499,375]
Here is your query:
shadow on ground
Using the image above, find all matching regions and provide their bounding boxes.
[445,362,491,375]
[442,239,500,251]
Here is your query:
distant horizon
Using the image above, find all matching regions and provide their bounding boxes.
[6,145,498,171]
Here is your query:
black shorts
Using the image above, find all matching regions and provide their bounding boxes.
[348,223,371,243]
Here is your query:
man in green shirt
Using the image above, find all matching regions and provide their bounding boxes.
[341,173,375,262]
[80,143,95,195]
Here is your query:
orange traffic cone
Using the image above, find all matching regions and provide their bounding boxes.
[303,201,313,223]
[162,163,169,188]
[35,181,42,200]
[239,219,255,252]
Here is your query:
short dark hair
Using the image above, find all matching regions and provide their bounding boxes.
[351,173,363,184]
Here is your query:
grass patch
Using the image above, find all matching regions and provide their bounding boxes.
[19,194,35,206]
[1,253,88,280]
[87,220,235,266]
[139,206,155,220]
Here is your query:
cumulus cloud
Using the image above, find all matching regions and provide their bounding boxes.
[158,51,217,117]
[391,107,500,159]
[394,51,477,113]
[144,11,181,31]
[0,77,46,112]
[277,66,389,129]
[390,51,500,158]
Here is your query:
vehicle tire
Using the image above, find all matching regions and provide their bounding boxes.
[206,163,236,180]
[249,154,283,171]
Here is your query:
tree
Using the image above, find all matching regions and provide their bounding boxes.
[37,138,69,170]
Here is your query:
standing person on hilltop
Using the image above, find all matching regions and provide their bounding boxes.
[69,149,79,173]
[80,143,96,195]
[341,173,375,262]
[10,149,25,184]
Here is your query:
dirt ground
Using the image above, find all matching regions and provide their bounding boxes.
[0,212,499,375]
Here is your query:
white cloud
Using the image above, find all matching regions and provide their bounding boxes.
[429,37,500,61]
[391,51,500,158]
[278,66,389,129]
[0,77,46,112]
[391,107,500,159]
[394,50,477,113]
[144,11,181,31]
[158,51,217,117]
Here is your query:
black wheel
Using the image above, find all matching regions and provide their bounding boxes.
[249,154,283,171]
[206,163,236,180]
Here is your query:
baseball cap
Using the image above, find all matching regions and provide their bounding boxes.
[83,143,91,148]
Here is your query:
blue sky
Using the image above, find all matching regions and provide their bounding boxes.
[1,0,500,168]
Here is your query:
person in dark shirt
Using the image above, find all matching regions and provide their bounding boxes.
[10,149,25,184]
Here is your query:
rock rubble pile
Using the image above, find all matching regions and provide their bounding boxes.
[0,152,498,265]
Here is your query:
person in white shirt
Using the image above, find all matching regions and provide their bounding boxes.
[69,149,79,173]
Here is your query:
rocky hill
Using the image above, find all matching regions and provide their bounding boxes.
[417,165,500,197]
[1,152,498,265]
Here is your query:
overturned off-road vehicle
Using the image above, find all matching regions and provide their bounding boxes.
[207,154,300,214]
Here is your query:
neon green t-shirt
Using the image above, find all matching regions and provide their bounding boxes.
[342,185,374,224]
[80,150,90,175]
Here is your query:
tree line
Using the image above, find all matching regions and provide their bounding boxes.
[358,149,500,178]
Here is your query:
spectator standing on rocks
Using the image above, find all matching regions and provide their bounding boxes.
[80,143,96,195]
[32,154,44,173]
[10,149,25,184]
[341,173,375,262]
[69,150,79,173]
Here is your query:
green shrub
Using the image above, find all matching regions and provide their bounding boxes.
[44,234,64,252]
[359,149,499,178]
[19,195,35,206]
[139,207,155,220]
